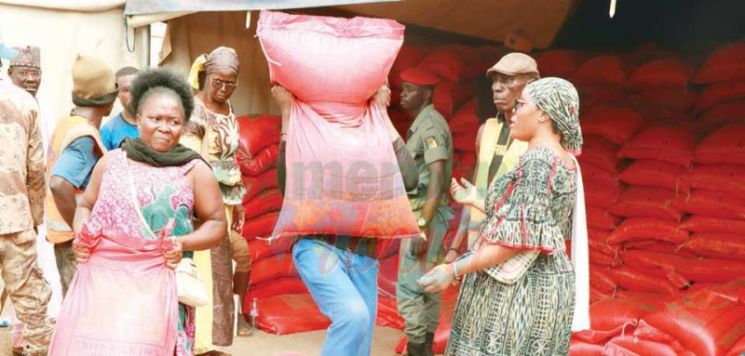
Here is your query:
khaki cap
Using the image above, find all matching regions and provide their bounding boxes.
[486,52,540,78]
[72,54,117,106]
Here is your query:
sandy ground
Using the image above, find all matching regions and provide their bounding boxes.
[0,314,406,356]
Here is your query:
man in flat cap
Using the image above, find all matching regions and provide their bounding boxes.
[8,45,42,97]
[47,55,115,295]
[0,39,54,356]
[396,66,454,356]
[445,52,540,263]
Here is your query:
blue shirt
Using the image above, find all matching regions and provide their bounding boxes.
[100,113,139,150]
[50,137,99,189]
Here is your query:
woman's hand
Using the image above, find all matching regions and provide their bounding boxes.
[373,83,391,108]
[163,239,184,269]
[451,177,478,207]
[418,263,456,293]
[232,204,245,232]
[271,85,295,114]
[71,239,91,263]
[443,249,460,264]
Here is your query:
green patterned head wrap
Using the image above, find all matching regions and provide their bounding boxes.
[524,77,583,155]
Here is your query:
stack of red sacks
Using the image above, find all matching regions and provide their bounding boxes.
[236,115,329,334]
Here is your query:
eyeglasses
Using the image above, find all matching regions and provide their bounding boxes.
[210,78,237,91]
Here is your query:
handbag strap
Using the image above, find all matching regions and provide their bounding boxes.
[123,153,173,240]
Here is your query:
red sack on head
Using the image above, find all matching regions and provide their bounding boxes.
[610,186,686,222]
[682,164,745,197]
[629,57,693,89]
[573,55,627,86]
[617,127,695,167]
[433,80,473,119]
[681,233,745,260]
[695,124,745,165]
[679,216,745,235]
[695,81,745,112]
[581,106,644,145]
[244,188,283,220]
[237,115,281,155]
[619,159,687,192]
[587,206,620,231]
[697,99,745,126]
[535,49,585,77]
[242,169,278,203]
[607,218,688,245]
[577,134,619,173]
[694,41,745,84]
[681,189,745,221]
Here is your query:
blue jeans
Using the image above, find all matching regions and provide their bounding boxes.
[292,238,379,356]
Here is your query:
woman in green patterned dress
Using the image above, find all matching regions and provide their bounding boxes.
[419,77,589,355]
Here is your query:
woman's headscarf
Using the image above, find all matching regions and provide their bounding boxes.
[524,77,583,155]
[187,47,240,90]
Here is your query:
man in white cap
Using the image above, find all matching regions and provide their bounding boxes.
[445,52,540,262]
[0,39,54,356]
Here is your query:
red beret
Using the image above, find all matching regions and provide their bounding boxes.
[400,66,440,86]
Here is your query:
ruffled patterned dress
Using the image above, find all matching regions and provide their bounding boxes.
[446,147,577,356]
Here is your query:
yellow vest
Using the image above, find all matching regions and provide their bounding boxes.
[45,116,106,243]
[468,118,528,248]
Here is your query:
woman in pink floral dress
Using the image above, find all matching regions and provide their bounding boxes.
[48,70,227,355]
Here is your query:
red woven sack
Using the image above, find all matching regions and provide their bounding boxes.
[590,265,617,293]
[622,241,698,259]
[246,277,307,301]
[629,57,693,89]
[695,41,745,84]
[590,249,621,267]
[635,87,696,111]
[577,134,619,173]
[581,106,644,145]
[587,206,620,231]
[588,292,667,331]
[242,212,280,240]
[433,80,473,119]
[698,99,745,126]
[573,55,627,86]
[255,294,330,335]
[695,80,745,112]
[603,335,679,356]
[584,184,622,209]
[568,340,604,356]
[681,233,745,260]
[244,188,283,220]
[619,159,687,192]
[681,189,745,220]
[632,320,690,354]
[588,228,611,243]
[679,216,745,234]
[610,186,686,221]
[643,282,745,356]
[236,144,279,177]
[453,130,478,152]
[582,163,619,188]
[606,266,679,295]
[622,250,745,284]
[577,86,627,110]
[617,127,695,167]
[242,169,278,203]
[248,237,293,261]
[448,99,480,134]
[695,124,745,165]
[535,49,585,77]
[727,333,745,356]
[237,115,281,155]
[249,252,297,285]
[607,218,688,245]
[683,164,745,197]
[420,48,465,82]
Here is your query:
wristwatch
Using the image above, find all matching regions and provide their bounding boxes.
[417,217,428,229]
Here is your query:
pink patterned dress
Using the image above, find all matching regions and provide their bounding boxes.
[49,150,198,356]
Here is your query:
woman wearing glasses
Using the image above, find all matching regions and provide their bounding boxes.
[183,46,249,355]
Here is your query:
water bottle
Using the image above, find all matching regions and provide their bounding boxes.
[249,298,259,330]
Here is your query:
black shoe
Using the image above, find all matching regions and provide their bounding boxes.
[424,332,435,356]
[407,341,427,356]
